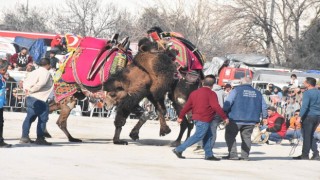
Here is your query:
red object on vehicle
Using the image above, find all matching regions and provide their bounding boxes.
[218,67,253,86]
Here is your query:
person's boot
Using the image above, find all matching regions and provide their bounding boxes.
[19,137,34,144]
[205,156,221,161]
[0,140,12,148]
[35,137,52,145]
[311,154,320,161]
[292,155,309,160]
[172,149,185,159]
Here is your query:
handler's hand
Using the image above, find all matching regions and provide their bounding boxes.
[177,118,183,124]
[260,129,267,133]
[224,118,229,125]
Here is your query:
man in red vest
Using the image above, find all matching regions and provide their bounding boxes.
[261,106,287,144]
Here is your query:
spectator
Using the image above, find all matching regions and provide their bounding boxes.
[271,87,283,106]
[285,97,300,118]
[20,58,54,145]
[0,59,11,147]
[4,72,16,101]
[223,77,268,161]
[10,47,33,71]
[26,64,35,72]
[223,83,232,99]
[290,74,299,88]
[260,106,287,144]
[282,86,289,97]
[293,77,320,160]
[49,51,59,71]
[172,75,229,161]
[285,110,302,144]
[11,80,25,112]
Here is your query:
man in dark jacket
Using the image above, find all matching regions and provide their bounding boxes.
[260,106,287,144]
[10,47,33,71]
[223,77,268,161]
[172,75,229,161]
[293,77,320,160]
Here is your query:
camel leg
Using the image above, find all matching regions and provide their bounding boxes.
[169,116,189,147]
[43,101,62,138]
[113,107,131,145]
[129,105,150,141]
[57,99,82,142]
[150,98,171,136]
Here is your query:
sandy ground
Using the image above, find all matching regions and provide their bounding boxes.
[0,112,319,180]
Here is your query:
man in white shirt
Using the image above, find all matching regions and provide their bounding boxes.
[20,58,54,145]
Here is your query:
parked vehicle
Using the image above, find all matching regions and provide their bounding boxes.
[218,67,253,86]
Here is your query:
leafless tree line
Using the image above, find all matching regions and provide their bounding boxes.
[1,0,320,69]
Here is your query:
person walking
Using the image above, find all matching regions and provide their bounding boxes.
[223,77,268,161]
[293,77,320,160]
[20,58,54,145]
[0,59,11,148]
[194,77,225,152]
[172,75,229,161]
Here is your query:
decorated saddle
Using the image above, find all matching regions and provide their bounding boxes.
[149,31,205,72]
[61,37,129,91]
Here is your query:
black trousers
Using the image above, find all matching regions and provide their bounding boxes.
[302,116,320,156]
[225,121,255,158]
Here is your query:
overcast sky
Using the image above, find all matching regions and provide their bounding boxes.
[0,0,156,16]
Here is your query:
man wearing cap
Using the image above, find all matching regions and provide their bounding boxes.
[293,77,320,160]
[223,77,268,160]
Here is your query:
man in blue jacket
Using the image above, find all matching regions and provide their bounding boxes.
[223,77,268,160]
[0,59,11,148]
[293,77,320,160]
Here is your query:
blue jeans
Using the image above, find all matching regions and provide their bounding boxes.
[197,115,221,148]
[285,129,302,140]
[260,125,283,143]
[269,133,283,142]
[22,96,49,138]
[175,120,213,158]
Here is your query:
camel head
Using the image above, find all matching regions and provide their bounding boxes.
[138,37,177,60]
[103,77,128,105]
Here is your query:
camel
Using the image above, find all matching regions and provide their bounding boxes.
[104,38,202,145]
[47,34,202,145]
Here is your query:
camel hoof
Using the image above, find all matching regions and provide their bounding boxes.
[170,141,181,147]
[159,126,171,136]
[129,131,139,141]
[113,140,128,145]
[69,138,82,142]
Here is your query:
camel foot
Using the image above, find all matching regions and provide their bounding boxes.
[159,125,171,136]
[113,140,129,145]
[170,141,181,147]
[129,130,139,141]
[68,138,82,142]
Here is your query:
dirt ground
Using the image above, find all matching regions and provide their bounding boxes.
[0,112,319,180]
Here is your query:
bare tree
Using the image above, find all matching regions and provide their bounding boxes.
[53,0,119,38]
[1,4,51,32]
[284,0,320,41]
